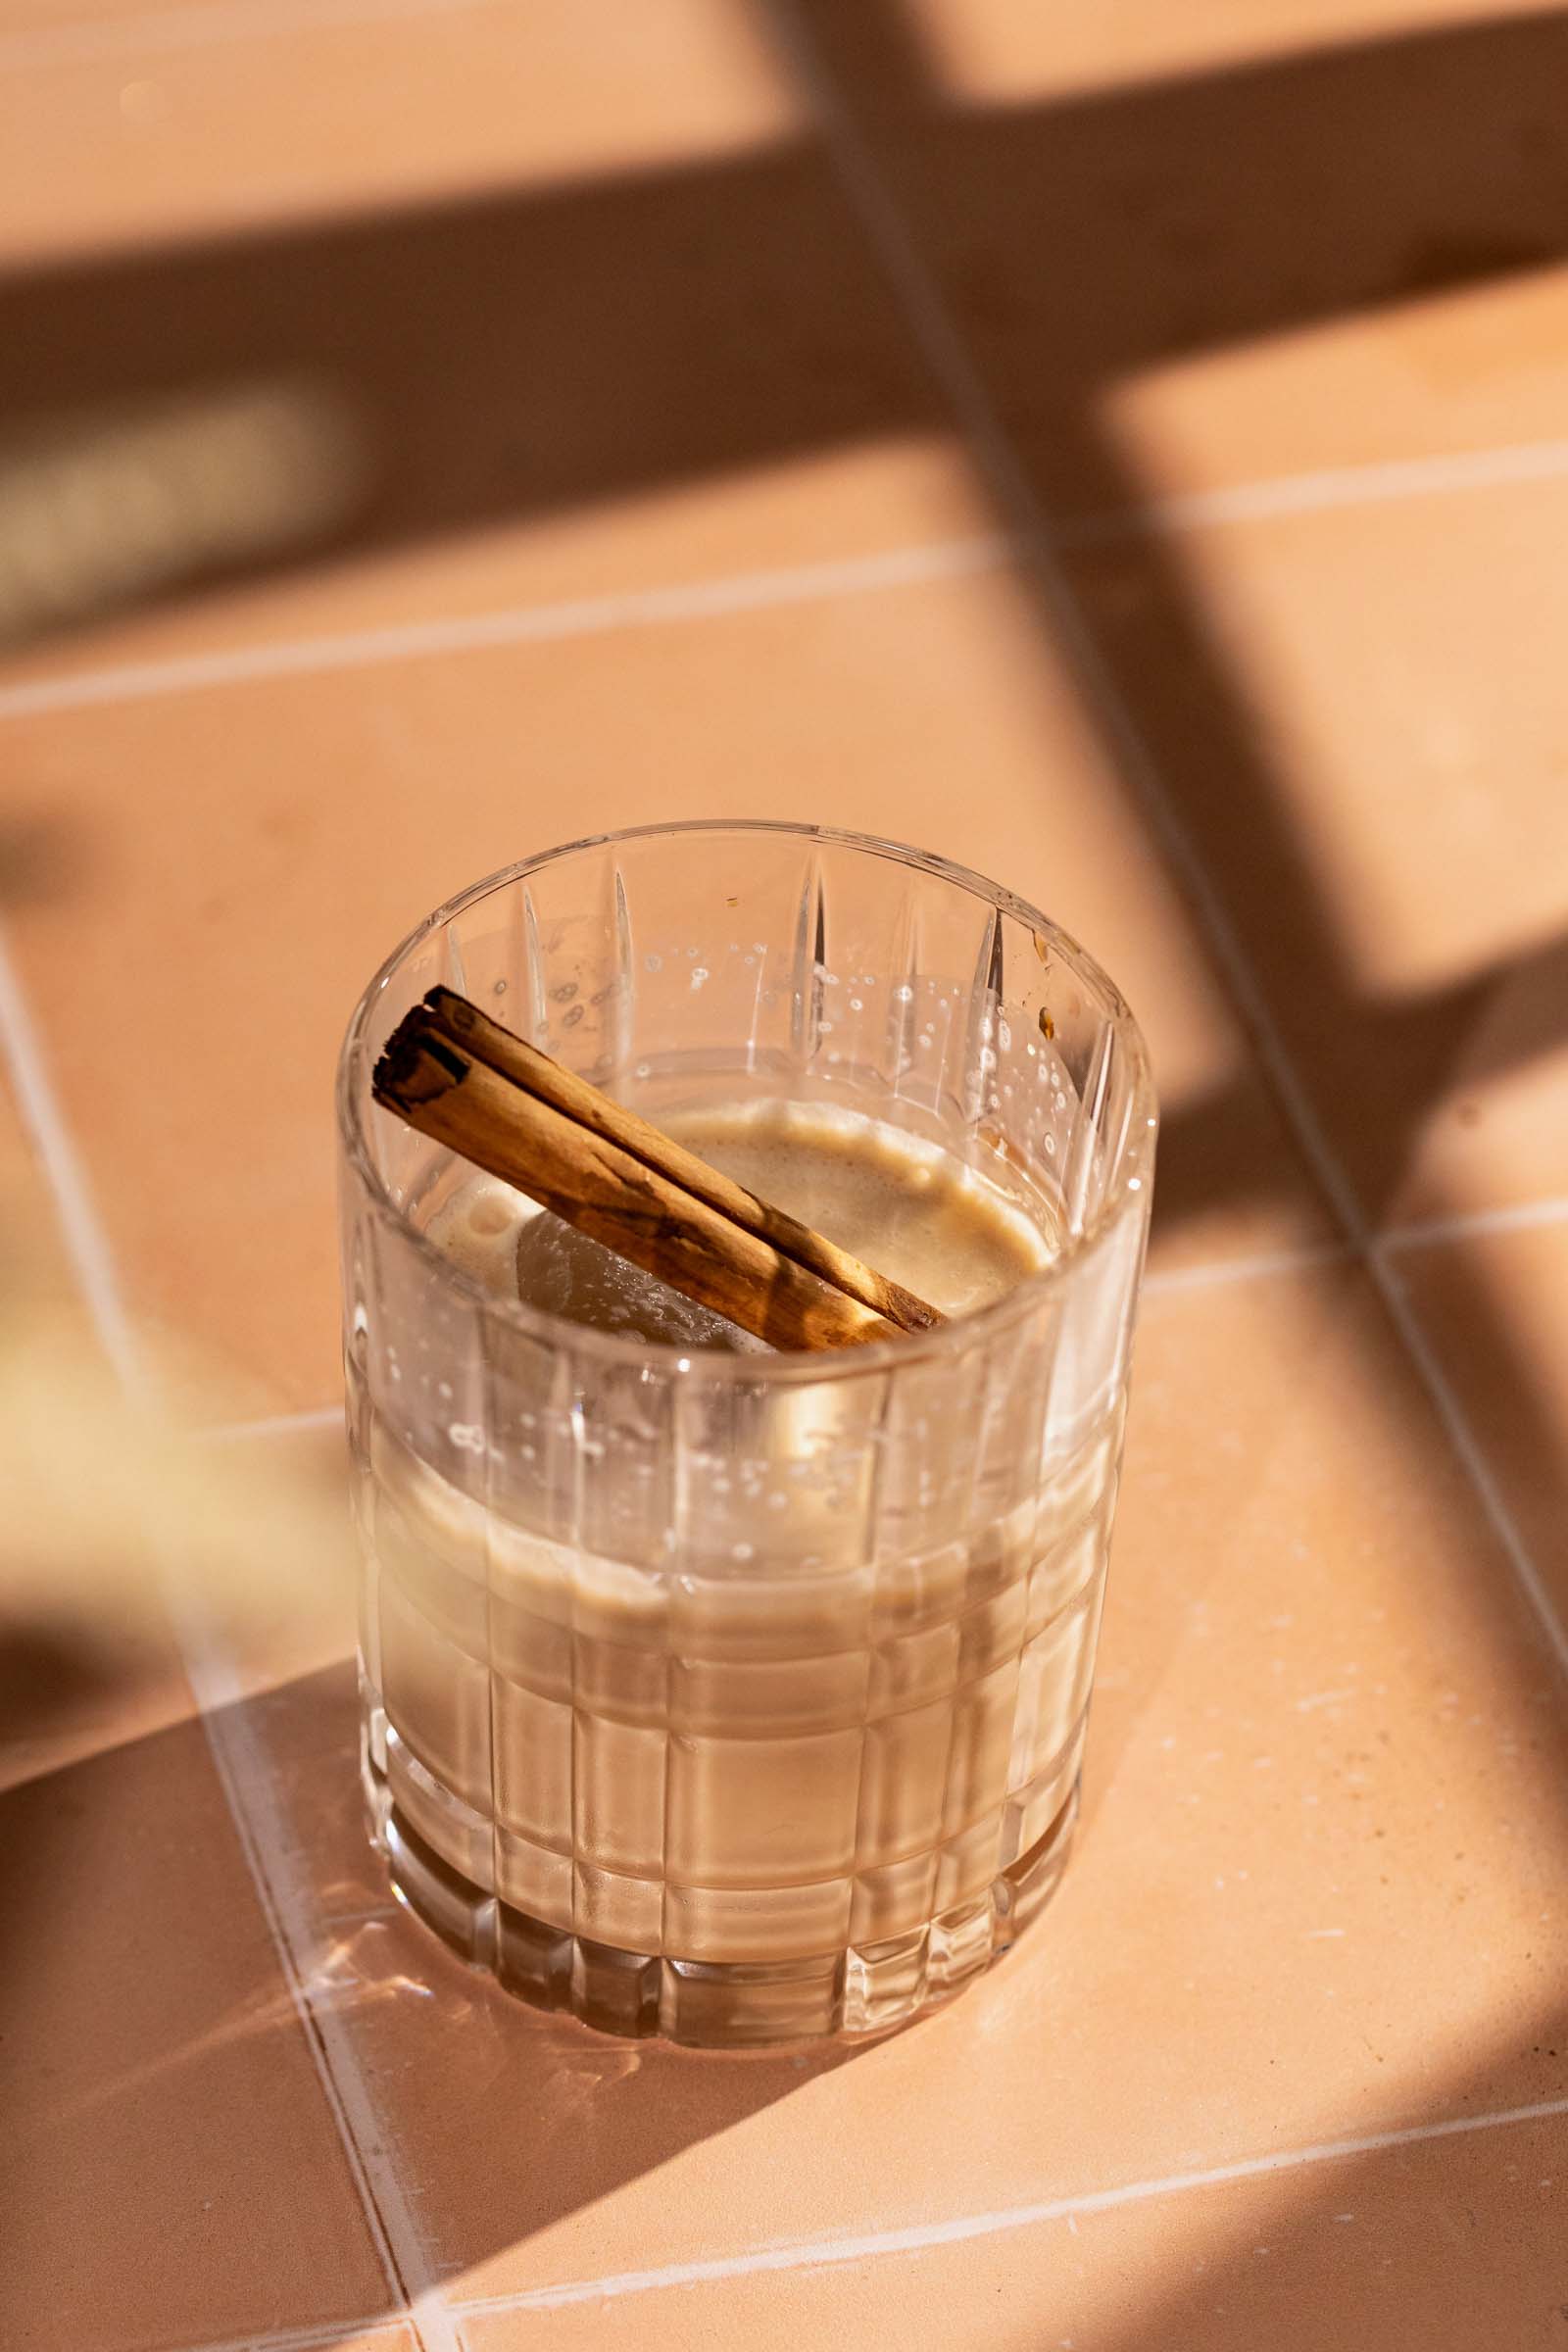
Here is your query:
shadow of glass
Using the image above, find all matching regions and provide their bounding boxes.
[0,1657,859,2349]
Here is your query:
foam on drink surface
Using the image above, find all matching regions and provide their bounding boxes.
[427,1097,1053,1344]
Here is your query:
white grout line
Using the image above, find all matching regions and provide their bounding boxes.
[1382,1195,1568,1254]
[1366,1241,1568,1681]
[0,919,462,2352]
[1054,438,1568,546]
[765,0,1568,1693]
[0,0,507,74]
[1141,1237,1351,1298]
[0,537,1007,723]
[451,2093,1568,2319]
[200,1401,347,1444]
[8,429,1568,728]
[165,2315,416,2352]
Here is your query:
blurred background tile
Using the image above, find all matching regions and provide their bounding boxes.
[0,0,977,690]
[0,0,799,264]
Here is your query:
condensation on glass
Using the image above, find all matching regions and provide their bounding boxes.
[337,823,1155,2045]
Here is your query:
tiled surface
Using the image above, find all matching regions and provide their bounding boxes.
[1067,480,1568,1230]
[799,0,1568,512]
[1,559,1328,1414]
[3,2,1567,2350]
[894,0,1563,100]
[1395,1223,1568,1633]
[218,1270,1568,2313]
[0,1064,197,1789]
[458,2106,1568,2351]
[0,0,800,266]
[0,4,961,687]
[0,1687,395,2352]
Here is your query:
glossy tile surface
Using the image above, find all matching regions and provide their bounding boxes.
[3,0,1566,2345]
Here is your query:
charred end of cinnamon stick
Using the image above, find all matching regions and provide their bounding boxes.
[371,1007,470,1114]
[422,983,479,1042]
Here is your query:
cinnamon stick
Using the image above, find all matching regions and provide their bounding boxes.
[423,986,943,1336]
[371,993,946,1353]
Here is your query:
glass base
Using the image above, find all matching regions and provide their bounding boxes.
[362,1722,1078,2048]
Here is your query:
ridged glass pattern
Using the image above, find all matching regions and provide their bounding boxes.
[338,823,1154,2045]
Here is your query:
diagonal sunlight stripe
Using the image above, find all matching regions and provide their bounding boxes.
[0,923,463,2352]
[764,0,1568,1691]
[452,2094,1568,2319]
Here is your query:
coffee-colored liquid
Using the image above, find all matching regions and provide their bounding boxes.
[361,1102,1114,2037]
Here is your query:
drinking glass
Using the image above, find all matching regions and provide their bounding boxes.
[338,821,1155,2045]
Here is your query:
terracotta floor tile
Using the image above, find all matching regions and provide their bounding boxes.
[1394,1221,1568,1643]
[896,0,1558,104]
[210,1263,1568,2306]
[1,561,1328,1412]
[0,19,970,690]
[798,3,1568,514]
[0,1700,394,2351]
[0,440,992,702]
[0,0,798,268]
[458,2106,1568,2352]
[1063,479,1568,1231]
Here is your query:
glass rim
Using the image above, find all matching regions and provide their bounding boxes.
[336,819,1157,1385]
